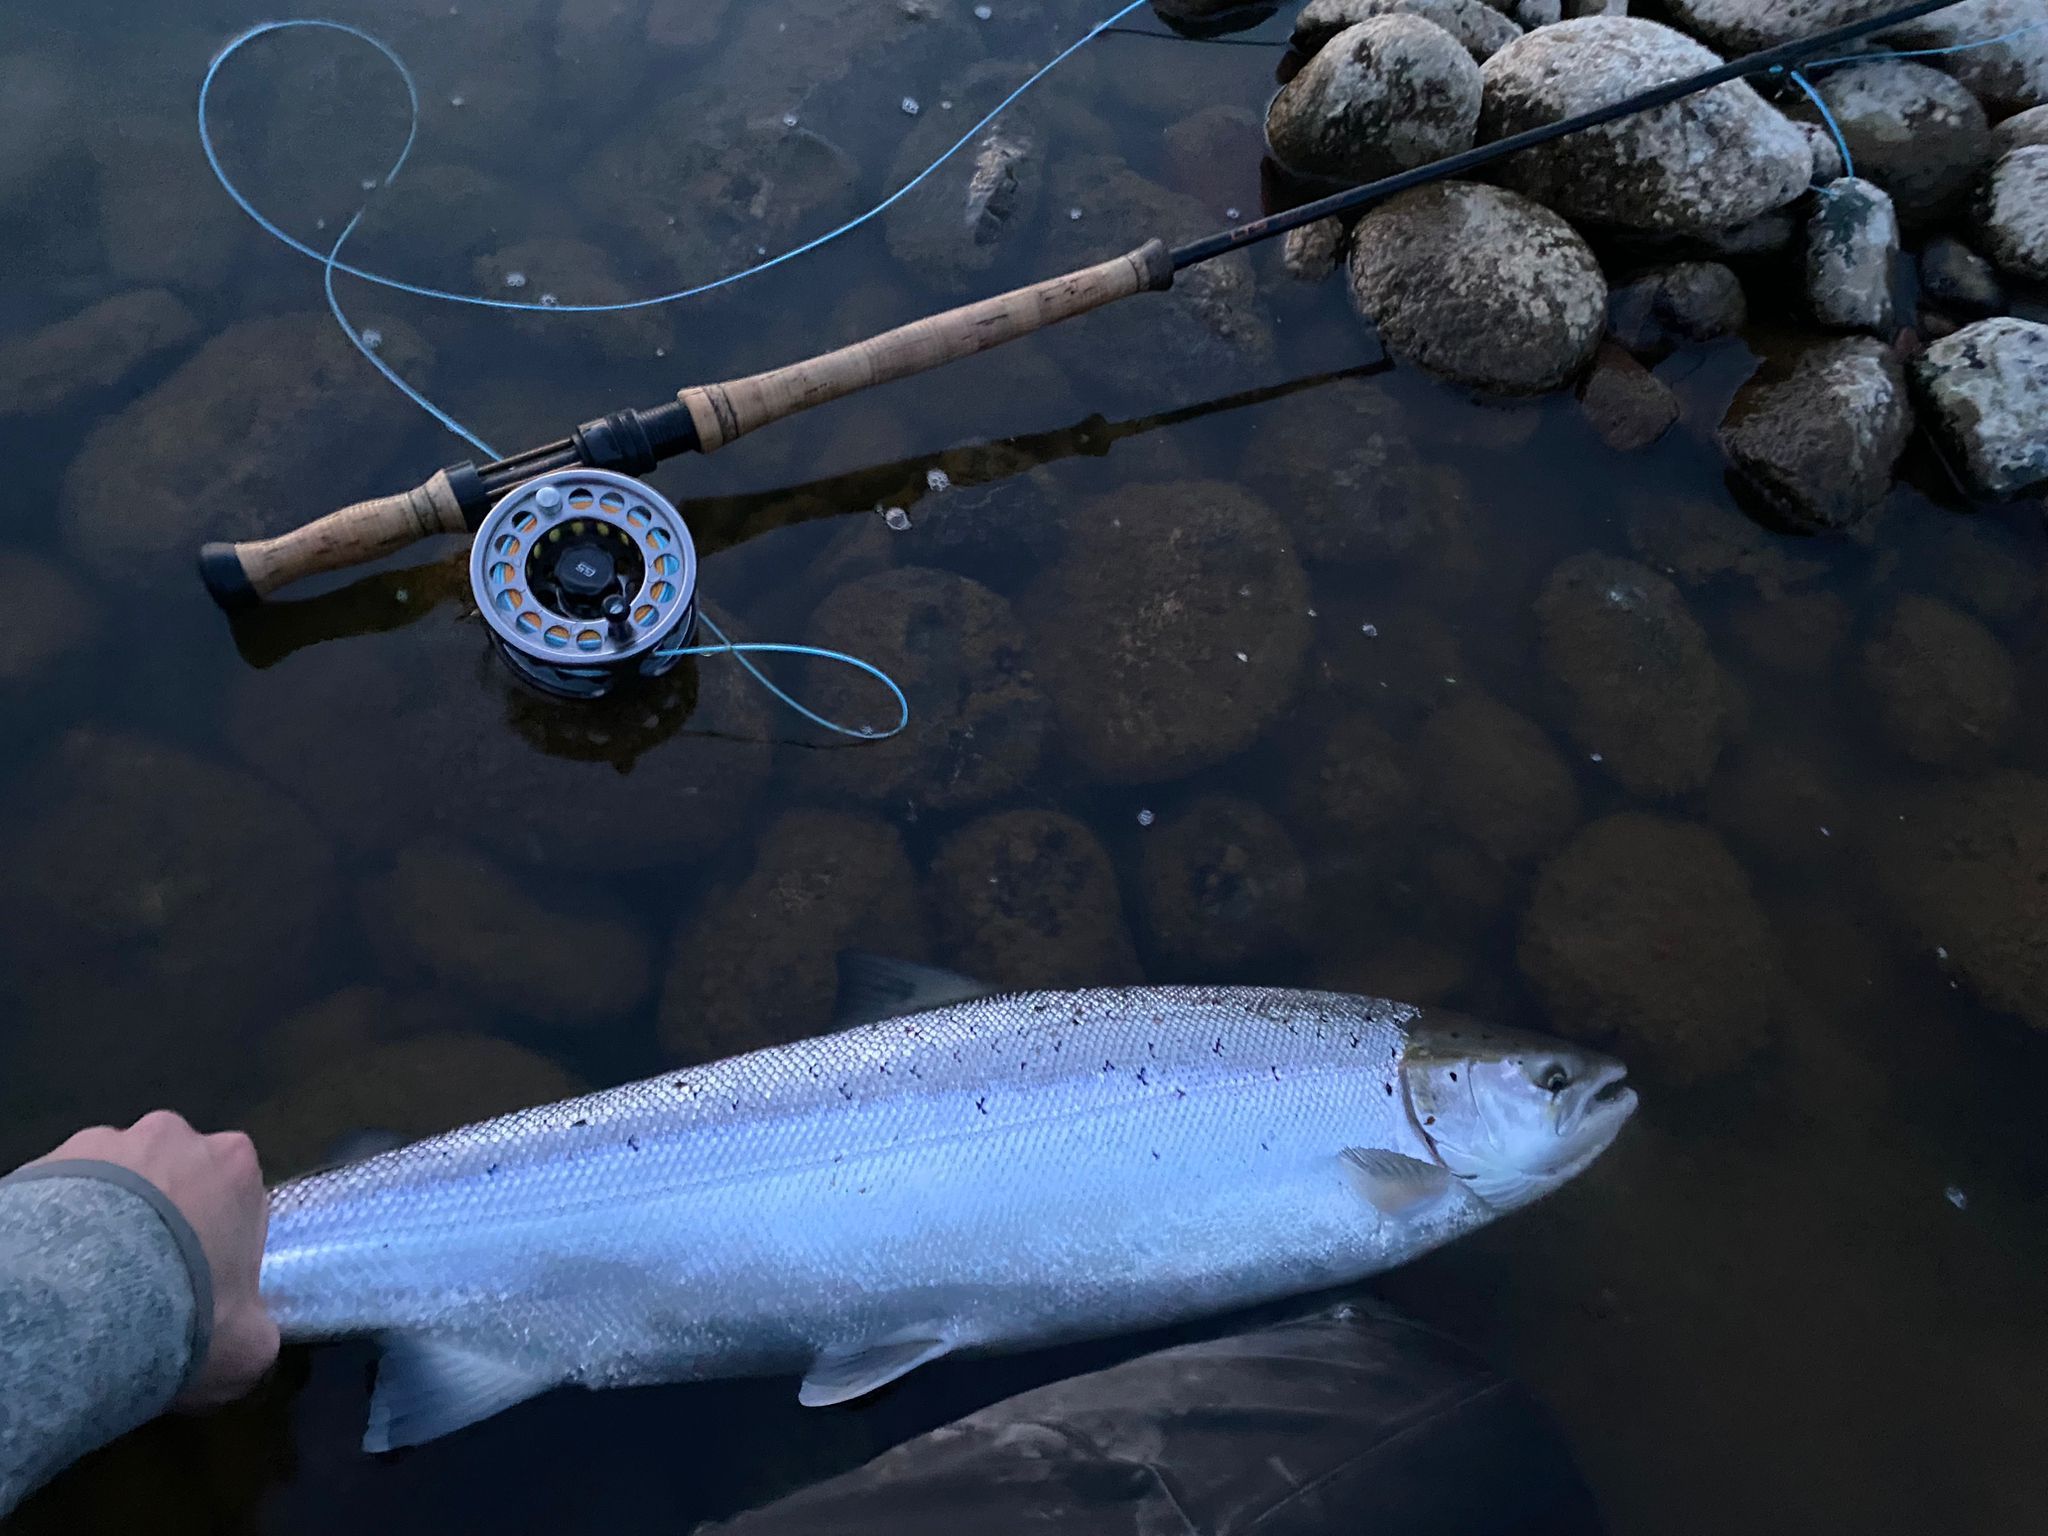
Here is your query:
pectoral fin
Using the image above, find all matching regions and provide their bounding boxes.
[366,1334,556,1452]
[835,952,993,1027]
[799,1334,953,1406]
[1341,1147,1455,1219]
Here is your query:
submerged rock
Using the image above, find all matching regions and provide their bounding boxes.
[929,810,1141,987]
[60,312,432,579]
[884,64,1045,295]
[1519,813,1777,1082]
[1291,714,1420,841]
[1888,1,2048,117]
[1535,554,1735,796]
[1348,182,1606,392]
[1479,18,1811,237]
[1576,341,1680,451]
[1862,594,2016,766]
[0,291,198,418]
[1265,17,1483,184]
[1716,337,1912,529]
[1974,144,2048,280]
[801,567,1047,812]
[0,51,77,206]
[1992,103,2048,154]
[1025,480,1309,784]
[1794,61,1992,226]
[660,811,928,1062]
[1909,317,2048,498]
[1727,591,1851,679]
[87,113,250,289]
[472,237,672,363]
[644,0,733,49]
[1804,177,1899,333]
[1881,771,2048,1031]
[1625,494,1827,596]
[367,841,651,1026]
[1917,235,2005,317]
[1799,121,1847,184]
[0,550,94,682]
[1282,216,1348,281]
[1293,0,1523,60]
[1605,261,1747,359]
[1657,1,1892,53]
[1141,797,1310,970]
[1415,693,1579,862]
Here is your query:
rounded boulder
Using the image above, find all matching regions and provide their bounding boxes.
[1266,17,1482,184]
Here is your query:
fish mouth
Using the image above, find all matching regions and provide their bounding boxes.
[1572,1063,1636,1134]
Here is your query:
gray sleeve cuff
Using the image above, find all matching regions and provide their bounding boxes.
[0,1161,214,1396]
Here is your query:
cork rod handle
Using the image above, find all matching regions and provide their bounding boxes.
[678,239,1174,453]
[198,469,470,610]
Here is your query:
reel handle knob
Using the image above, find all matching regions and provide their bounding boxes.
[198,470,472,610]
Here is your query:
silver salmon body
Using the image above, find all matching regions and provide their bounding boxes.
[260,959,1637,1451]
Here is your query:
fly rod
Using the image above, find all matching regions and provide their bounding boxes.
[196,0,1966,611]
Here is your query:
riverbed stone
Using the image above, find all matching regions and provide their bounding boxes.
[1717,336,1912,529]
[0,551,95,682]
[1140,797,1310,970]
[0,291,198,418]
[1795,61,1993,226]
[929,810,1141,987]
[1804,177,1899,332]
[1294,0,1523,60]
[1918,235,2006,316]
[1519,812,1777,1081]
[1605,261,1747,359]
[1025,480,1309,784]
[1909,316,2048,498]
[660,811,928,1062]
[1415,693,1579,861]
[1888,1,2048,118]
[1993,103,2048,153]
[1658,1,1894,53]
[1479,18,1812,237]
[1862,594,2016,765]
[1347,182,1606,392]
[471,237,672,363]
[1282,216,1348,281]
[1974,144,2048,280]
[884,64,1045,296]
[1577,342,1680,450]
[1266,17,1482,184]
[1535,553,1735,796]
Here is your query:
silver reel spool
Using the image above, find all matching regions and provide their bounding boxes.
[470,467,699,699]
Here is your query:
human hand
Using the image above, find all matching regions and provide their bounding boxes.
[31,1111,280,1408]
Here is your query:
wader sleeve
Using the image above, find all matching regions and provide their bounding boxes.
[0,1161,212,1519]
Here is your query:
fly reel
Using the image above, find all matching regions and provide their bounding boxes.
[470,467,699,699]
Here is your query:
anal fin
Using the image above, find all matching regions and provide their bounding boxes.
[799,1333,952,1406]
[1341,1147,1455,1219]
[366,1334,557,1452]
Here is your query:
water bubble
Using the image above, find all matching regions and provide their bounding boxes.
[1237,584,1252,598]
[360,176,378,191]
[901,97,921,116]
[1235,651,1249,663]
[1359,622,1378,637]
[1945,1185,1968,1210]
[925,468,952,493]
[1068,206,1083,221]
[1818,826,1832,838]
[1306,606,1318,618]
[1136,809,1155,828]
[359,327,384,350]
[940,100,953,110]
[315,217,327,231]
[883,507,912,531]
[1589,752,1604,763]
[1935,945,1949,961]
[655,347,667,358]
[393,587,409,603]
[1225,207,1241,219]
[756,245,768,257]
[974,3,993,17]
[504,271,528,289]
[539,292,559,307]
[782,112,799,128]
[450,94,465,108]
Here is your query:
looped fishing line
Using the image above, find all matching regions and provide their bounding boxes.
[198,3,1153,741]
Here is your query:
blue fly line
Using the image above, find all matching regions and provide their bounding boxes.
[199,2,1152,742]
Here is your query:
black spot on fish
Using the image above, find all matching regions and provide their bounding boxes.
[976,1096,988,1115]
[1383,1083,1394,1096]
[1449,1071,1458,1082]
[1104,1059,1115,1073]
[1148,1041,1156,1056]
[1270,1065,1280,1080]
[1175,1087,1187,1100]
[627,1136,640,1152]
[838,1084,854,1101]
[1349,1035,1362,1049]
[1152,1150,1160,1160]
[879,1064,890,1075]
[1425,1115,1437,1126]
[672,1079,691,1093]
[1212,1039,1224,1055]
[571,1118,589,1129]
[1261,1142,1270,1152]
[1136,1067,1150,1086]
[487,1163,499,1177]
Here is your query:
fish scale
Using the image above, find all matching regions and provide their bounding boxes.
[258,974,1630,1450]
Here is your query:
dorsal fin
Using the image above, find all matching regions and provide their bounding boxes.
[835,952,992,1027]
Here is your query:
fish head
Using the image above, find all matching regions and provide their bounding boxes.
[1401,1012,1636,1212]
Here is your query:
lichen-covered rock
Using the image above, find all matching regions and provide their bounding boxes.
[1282,216,1347,281]
[1140,797,1310,970]
[884,64,1045,295]
[1658,0,1892,53]
[659,812,928,1062]
[472,237,672,363]
[1266,18,1482,184]
[1495,0,1561,24]
[1794,61,1992,225]
[1799,121,1847,183]
[1606,261,1747,359]
[1415,693,1579,861]
[1576,341,1680,450]
[801,567,1047,811]
[1293,0,1524,60]
[1993,103,2048,153]
[1238,378,1469,568]
[1973,144,2048,280]
[1347,182,1606,392]
[1536,554,1735,795]
[1727,591,1850,678]
[1880,771,2048,1031]
[1862,594,2017,765]
[1804,177,1899,332]
[0,550,94,682]
[1479,18,1811,237]
[1625,495,1826,595]
[366,841,651,1025]
[1291,714,1421,840]
[1025,480,1309,784]
[244,1035,583,1179]
[1888,1,2048,117]
[1918,235,2006,316]
[1909,316,2048,498]
[60,312,432,579]
[1717,337,1912,529]
[0,291,198,418]
[1519,813,1777,1081]
[928,810,1141,987]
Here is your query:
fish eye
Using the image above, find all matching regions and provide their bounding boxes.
[1540,1064,1570,1094]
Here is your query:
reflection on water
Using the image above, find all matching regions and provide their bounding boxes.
[1,2,2045,1533]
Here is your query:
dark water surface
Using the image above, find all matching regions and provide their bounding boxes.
[2,2,2045,1532]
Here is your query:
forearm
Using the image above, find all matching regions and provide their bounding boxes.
[0,1163,209,1518]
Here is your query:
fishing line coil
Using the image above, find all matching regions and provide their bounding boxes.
[470,467,699,699]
